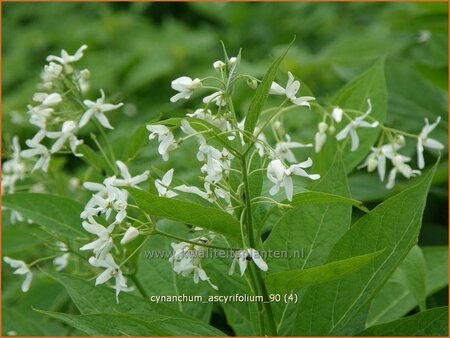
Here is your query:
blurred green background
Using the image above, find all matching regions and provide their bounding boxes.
[2,2,448,336]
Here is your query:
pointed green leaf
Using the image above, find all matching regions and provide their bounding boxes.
[292,164,437,335]
[359,307,448,336]
[244,38,294,134]
[266,250,383,294]
[127,187,241,242]
[2,193,85,237]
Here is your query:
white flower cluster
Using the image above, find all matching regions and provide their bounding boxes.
[144,56,322,288]
[169,232,218,290]
[79,161,149,302]
[20,45,123,173]
[312,99,443,189]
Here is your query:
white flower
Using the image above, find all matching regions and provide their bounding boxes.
[33,92,62,107]
[203,91,226,107]
[112,161,149,188]
[267,158,320,201]
[146,125,177,161]
[213,60,226,71]
[175,181,228,204]
[46,45,88,73]
[269,72,315,108]
[3,257,33,292]
[336,99,379,152]
[120,226,139,245]
[89,254,127,303]
[169,242,218,290]
[80,219,115,259]
[274,135,312,163]
[41,62,63,83]
[331,107,344,123]
[314,122,328,153]
[46,120,83,155]
[2,136,26,194]
[186,109,231,131]
[155,168,178,198]
[417,117,444,169]
[170,76,202,102]
[228,249,268,276]
[53,254,70,271]
[21,131,51,172]
[386,155,421,189]
[80,89,123,129]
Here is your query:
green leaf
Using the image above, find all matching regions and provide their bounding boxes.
[292,163,437,335]
[314,58,387,174]
[423,246,449,295]
[47,273,225,336]
[244,38,294,134]
[359,307,448,336]
[367,245,448,327]
[123,125,149,163]
[266,250,383,294]
[137,220,213,322]
[263,152,352,334]
[2,193,85,237]
[127,188,242,242]
[367,245,426,326]
[77,144,109,175]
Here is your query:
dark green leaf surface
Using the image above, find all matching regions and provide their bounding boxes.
[2,193,85,237]
[266,250,383,293]
[360,307,448,336]
[128,188,242,242]
[292,163,437,335]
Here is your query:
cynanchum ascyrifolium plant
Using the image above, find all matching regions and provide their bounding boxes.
[2,41,444,336]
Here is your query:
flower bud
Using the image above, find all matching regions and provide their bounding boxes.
[228,57,237,66]
[395,134,406,147]
[315,131,327,153]
[328,125,336,135]
[332,107,344,123]
[32,92,48,103]
[80,69,90,80]
[367,157,378,172]
[247,78,258,90]
[43,93,62,107]
[213,60,226,71]
[273,120,282,130]
[318,122,328,133]
[120,226,139,245]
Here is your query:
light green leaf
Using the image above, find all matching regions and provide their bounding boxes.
[244,38,294,135]
[266,250,383,294]
[76,144,110,175]
[292,163,437,335]
[47,273,225,336]
[123,125,149,163]
[127,188,242,242]
[359,307,448,336]
[2,193,85,237]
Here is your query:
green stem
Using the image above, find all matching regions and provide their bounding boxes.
[240,156,278,336]
[128,274,148,299]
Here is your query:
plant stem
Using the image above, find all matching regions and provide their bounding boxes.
[240,156,278,336]
[128,274,148,299]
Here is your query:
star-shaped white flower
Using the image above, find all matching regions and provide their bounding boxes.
[21,130,51,172]
[417,117,444,169]
[146,125,177,161]
[155,168,178,198]
[228,249,268,276]
[79,89,123,129]
[112,161,149,188]
[274,135,312,163]
[203,91,226,107]
[89,254,128,303]
[170,76,202,102]
[46,120,83,156]
[3,257,33,292]
[269,72,315,108]
[267,158,320,201]
[336,99,379,152]
[46,45,88,73]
